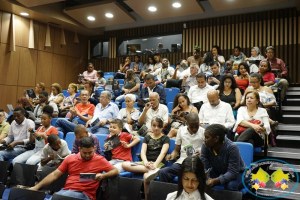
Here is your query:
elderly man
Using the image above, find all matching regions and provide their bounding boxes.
[86,91,119,135]
[181,63,200,93]
[166,59,190,89]
[199,89,235,130]
[29,137,119,200]
[260,46,289,101]
[138,74,166,109]
[188,73,213,111]
[0,107,35,162]
[151,58,175,85]
[139,92,169,130]
[55,90,95,136]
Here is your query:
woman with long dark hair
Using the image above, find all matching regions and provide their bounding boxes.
[166,156,212,200]
[235,62,250,94]
[199,52,216,76]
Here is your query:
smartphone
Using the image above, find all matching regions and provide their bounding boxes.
[178,105,182,110]
[30,129,35,134]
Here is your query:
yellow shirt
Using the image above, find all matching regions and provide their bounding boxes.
[0,121,10,137]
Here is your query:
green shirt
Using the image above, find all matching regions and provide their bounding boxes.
[0,121,10,137]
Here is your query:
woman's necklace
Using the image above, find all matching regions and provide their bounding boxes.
[223,89,232,96]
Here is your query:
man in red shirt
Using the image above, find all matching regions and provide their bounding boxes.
[260,46,289,101]
[29,137,119,200]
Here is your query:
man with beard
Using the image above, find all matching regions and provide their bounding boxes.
[187,46,203,66]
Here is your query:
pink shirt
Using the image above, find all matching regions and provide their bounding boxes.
[80,70,98,83]
[260,58,288,77]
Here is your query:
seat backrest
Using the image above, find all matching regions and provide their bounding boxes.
[58,131,64,139]
[116,177,143,200]
[206,188,243,200]
[131,136,144,162]
[148,181,177,200]
[51,118,59,126]
[52,194,86,200]
[8,187,46,200]
[62,90,69,97]
[167,102,173,113]
[95,134,108,152]
[65,132,75,151]
[165,88,180,103]
[40,166,68,192]
[104,75,114,80]
[10,163,38,187]
[0,161,11,185]
[235,142,253,166]
[165,138,176,167]
[104,72,115,76]
[115,79,124,84]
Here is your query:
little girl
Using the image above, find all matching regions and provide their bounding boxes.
[95,70,106,89]
[12,105,58,165]
[122,117,170,200]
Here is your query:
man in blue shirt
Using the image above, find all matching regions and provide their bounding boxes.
[86,91,119,135]
[207,61,222,87]
[201,124,246,191]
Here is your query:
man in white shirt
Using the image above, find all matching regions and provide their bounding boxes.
[151,58,175,85]
[0,107,35,161]
[159,113,205,183]
[188,73,213,111]
[199,89,235,130]
[166,59,190,89]
[181,63,199,93]
[138,92,168,130]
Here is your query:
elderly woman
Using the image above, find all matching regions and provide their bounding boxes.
[117,94,140,133]
[116,69,140,104]
[49,83,64,105]
[233,90,270,147]
[245,47,264,74]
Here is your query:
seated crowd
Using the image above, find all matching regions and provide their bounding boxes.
[0,45,288,200]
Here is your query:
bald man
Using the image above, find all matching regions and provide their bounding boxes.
[72,124,102,155]
[159,113,205,183]
[199,89,235,129]
[139,92,169,130]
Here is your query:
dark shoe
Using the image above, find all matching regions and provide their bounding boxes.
[269,130,276,147]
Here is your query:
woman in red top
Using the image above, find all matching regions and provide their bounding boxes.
[259,60,275,86]
[235,62,250,94]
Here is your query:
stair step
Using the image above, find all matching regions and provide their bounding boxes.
[257,181,300,200]
[286,91,300,96]
[288,87,300,91]
[269,163,300,172]
[277,124,300,131]
[282,115,300,124]
[284,98,300,106]
[282,106,300,111]
[277,135,300,141]
[255,147,300,160]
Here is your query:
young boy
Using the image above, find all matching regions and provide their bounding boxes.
[104,119,140,172]
[37,134,70,172]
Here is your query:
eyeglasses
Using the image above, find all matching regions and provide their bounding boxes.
[224,82,232,84]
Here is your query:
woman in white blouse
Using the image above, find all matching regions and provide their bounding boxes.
[233,90,270,147]
[117,94,140,133]
[166,156,213,200]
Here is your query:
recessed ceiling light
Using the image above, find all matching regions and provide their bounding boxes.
[105,13,113,18]
[20,12,29,16]
[87,16,95,21]
[148,6,157,12]
[172,3,181,8]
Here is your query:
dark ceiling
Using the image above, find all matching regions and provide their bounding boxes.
[64,0,133,12]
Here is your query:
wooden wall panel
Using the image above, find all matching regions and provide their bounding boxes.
[0,85,18,113]
[1,12,11,44]
[0,12,2,43]
[14,15,30,48]
[33,21,40,49]
[65,57,80,85]
[52,54,67,89]
[38,23,55,53]
[36,51,53,87]
[18,48,37,86]
[0,43,20,85]
[67,30,81,58]
[53,28,68,56]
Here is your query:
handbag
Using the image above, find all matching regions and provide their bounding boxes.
[236,119,261,134]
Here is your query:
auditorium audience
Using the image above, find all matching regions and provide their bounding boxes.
[59,83,78,117]
[187,46,203,66]
[78,62,97,84]
[160,113,204,182]
[166,156,213,200]
[199,52,215,76]
[55,90,95,136]
[230,46,247,70]
[235,62,250,94]
[259,60,275,86]
[13,106,58,165]
[139,92,169,130]
[0,109,10,140]
[29,137,119,200]
[138,74,166,109]
[0,107,35,162]
[49,83,64,105]
[151,58,175,85]
[261,46,289,101]
[211,45,225,67]
[245,47,264,73]
[6,97,34,124]
[207,61,222,87]
[84,81,99,106]
[117,94,140,133]
[199,89,235,130]
[140,55,156,80]
[181,63,199,93]
[233,90,271,147]
[95,70,106,89]
[28,82,45,107]
[122,117,170,200]
[153,53,163,70]
[116,69,141,104]
[86,91,119,135]
[130,55,143,73]
[72,124,102,155]
[165,59,189,89]
[104,119,140,172]
[223,61,235,75]
[201,124,246,191]
[167,93,198,138]
[114,56,131,79]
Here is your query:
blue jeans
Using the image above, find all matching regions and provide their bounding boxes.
[87,127,110,135]
[46,189,91,200]
[159,163,181,183]
[210,168,244,191]
[0,146,26,161]
[55,118,76,135]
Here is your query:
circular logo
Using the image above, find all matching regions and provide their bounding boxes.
[242,159,299,199]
